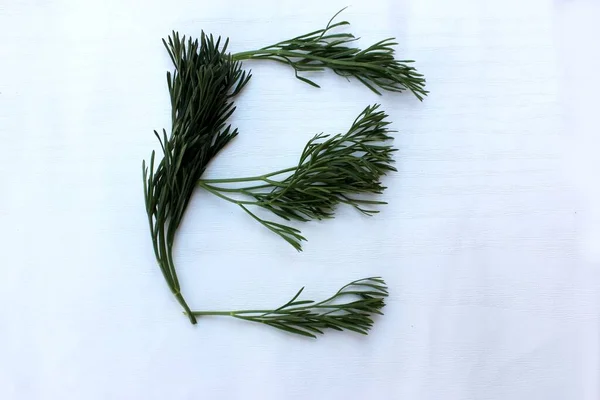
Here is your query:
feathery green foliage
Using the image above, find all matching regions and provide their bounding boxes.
[233,8,428,99]
[198,104,396,250]
[143,9,424,336]
[193,277,388,338]
[143,32,251,324]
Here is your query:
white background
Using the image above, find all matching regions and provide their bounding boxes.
[1,0,599,399]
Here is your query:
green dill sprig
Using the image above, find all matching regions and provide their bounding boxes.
[192,277,388,338]
[233,8,427,99]
[142,11,423,336]
[143,31,251,323]
[198,104,396,250]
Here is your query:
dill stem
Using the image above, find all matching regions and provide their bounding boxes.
[191,307,313,317]
[175,292,197,324]
[231,50,263,60]
[199,183,272,193]
[192,310,272,316]
[197,182,258,205]
[233,50,377,70]
[191,292,351,317]
[200,166,297,184]
[234,46,347,63]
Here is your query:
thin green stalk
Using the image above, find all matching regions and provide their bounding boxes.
[201,166,297,184]
[198,183,272,193]
[198,182,259,206]
[175,292,195,323]
[235,49,409,73]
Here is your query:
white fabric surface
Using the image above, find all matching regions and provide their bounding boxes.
[1,0,598,399]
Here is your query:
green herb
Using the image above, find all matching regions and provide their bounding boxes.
[143,32,251,324]
[143,10,424,336]
[198,104,396,251]
[233,8,428,99]
[193,277,388,338]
